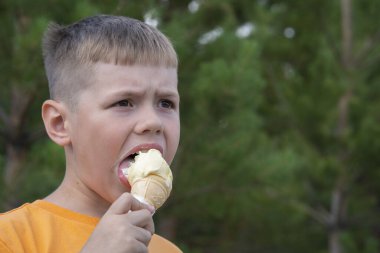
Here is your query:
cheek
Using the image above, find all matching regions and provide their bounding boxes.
[173,124,180,146]
[73,120,122,169]
[167,120,180,164]
[90,128,123,164]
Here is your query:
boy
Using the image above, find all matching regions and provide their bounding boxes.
[0,15,182,253]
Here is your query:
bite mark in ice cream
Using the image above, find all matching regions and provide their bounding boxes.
[122,149,173,209]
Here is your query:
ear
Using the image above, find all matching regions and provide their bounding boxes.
[41,100,71,146]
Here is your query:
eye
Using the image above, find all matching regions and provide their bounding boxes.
[114,99,133,107]
[159,99,175,109]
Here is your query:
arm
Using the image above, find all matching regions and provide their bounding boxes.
[80,193,155,253]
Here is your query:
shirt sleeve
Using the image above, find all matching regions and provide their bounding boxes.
[0,238,13,253]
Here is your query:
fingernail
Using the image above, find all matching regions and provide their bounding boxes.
[148,205,156,214]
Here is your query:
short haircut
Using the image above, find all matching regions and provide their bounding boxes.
[42,15,178,109]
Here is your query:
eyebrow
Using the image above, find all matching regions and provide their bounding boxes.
[105,88,179,100]
[107,88,145,98]
[156,89,179,98]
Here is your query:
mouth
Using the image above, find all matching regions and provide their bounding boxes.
[120,152,139,176]
[117,143,164,189]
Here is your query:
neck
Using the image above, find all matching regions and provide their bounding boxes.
[44,175,110,217]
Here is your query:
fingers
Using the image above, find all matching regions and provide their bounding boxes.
[81,227,151,253]
[106,193,155,215]
[131,226,154,246]
[81,193,155,253]
[105,193,155,235]
[126,210,155,235]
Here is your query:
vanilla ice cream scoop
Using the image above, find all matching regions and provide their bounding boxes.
[125,149,173,209]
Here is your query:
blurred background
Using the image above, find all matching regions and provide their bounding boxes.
[1,0,380,252]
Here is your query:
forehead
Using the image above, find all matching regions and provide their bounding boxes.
[95,62,176,84]
[80,63,178,100]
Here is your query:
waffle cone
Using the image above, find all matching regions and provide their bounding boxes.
[130,175,171,209]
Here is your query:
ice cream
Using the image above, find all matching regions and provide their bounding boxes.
[123,149,173,209]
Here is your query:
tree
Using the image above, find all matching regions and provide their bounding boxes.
[161,0,380,252]
[1,1,380,252]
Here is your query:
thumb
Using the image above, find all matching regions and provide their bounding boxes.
[106,193,154,215]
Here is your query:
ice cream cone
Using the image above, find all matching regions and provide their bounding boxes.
[131,175,171,209]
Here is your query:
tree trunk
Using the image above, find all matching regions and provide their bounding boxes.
[327,0,353,252]
[3,144,27,210]
[341,0,353,70]
[328,183,347,253]
[329,228,342,253]
[1,87,35,210]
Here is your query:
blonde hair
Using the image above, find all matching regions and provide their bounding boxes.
[42,15,178,108]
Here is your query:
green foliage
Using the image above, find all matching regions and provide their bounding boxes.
[18,140,65,202]
[1,0,380,252]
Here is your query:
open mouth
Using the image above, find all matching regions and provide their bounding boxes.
[128,152,138,161]
[119,146,162,178]
[120,153,136,176]
[118,144,163,190]
[120,150,149,176]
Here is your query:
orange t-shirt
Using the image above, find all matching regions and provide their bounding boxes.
[0,200,181,253]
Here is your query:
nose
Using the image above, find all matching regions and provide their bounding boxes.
[134,106,163,135]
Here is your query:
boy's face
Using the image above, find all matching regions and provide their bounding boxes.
[66,63,180,204]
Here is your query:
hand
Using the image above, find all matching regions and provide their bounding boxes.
[80,193,155,253]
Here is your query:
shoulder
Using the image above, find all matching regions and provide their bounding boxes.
[0,203,35,253]
[0,239,13,253]
[0,202,35,235]
[149,234,182,253]
[0,203,33,224]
